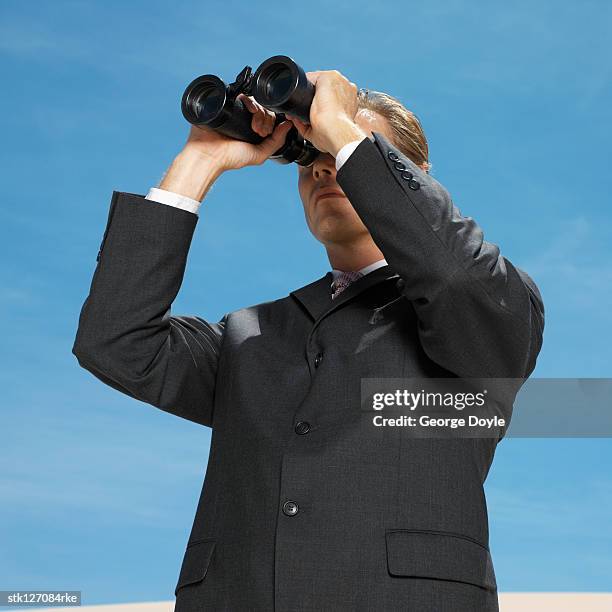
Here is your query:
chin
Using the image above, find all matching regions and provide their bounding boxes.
[314,218,363,244]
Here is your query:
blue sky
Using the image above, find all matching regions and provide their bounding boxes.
[1,0,611,604]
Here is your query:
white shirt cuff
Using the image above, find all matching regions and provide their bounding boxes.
[335,140,363,171]
[145,187,201,215]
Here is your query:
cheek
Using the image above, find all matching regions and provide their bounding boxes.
[297,173,310,200]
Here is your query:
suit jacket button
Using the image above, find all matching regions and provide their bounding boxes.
[314,352,324,367]
[393,161,406,171]
[408,179,420,190]
[401,170,413,181]
[387,151,399,161]
[283,500,299,516]
[295,421,311,435]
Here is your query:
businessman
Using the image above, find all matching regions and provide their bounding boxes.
[72,69,545,611]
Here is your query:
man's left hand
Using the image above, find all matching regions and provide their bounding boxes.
[284,70,369,158]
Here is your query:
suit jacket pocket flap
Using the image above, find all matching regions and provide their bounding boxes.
[385,530,497,590]
[175,539,216,595]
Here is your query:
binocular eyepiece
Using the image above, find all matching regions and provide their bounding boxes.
[181,56,320,166]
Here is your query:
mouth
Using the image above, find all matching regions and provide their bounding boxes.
[314,191,346,203]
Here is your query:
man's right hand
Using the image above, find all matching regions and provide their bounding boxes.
[158,94,293,202]
[183,94,294,171]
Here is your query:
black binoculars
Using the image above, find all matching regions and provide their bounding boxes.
[181,55,321,166]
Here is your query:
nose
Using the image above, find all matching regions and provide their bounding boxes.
[312,154,336,181]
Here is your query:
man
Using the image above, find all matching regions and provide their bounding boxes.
[72,69,545,611]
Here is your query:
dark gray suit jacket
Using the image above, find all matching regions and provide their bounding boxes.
[72,131,545,611]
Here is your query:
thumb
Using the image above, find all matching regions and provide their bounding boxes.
[257,120,293,156]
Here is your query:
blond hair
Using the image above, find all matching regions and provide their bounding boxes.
[357,89,432,174]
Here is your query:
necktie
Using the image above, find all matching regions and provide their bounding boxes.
[331,270,364,299]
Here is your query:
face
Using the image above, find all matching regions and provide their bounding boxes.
[297,109,396,247]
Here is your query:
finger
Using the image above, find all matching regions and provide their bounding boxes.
[262,111,276,136]
[249,96,266,114]
[284,115,300,136]
[241,95,274,137]
[252,106,270,136]
[252,101,276,134]
[238,93,252,109]
[289,116,307,138]
[249,96,273,120]
[250,110,262,136]
[241,94,261,116]
[253,103,277,136]
[305,71,321,84]
[256,120,293,158]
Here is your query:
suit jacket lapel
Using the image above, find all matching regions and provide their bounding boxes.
[290,264,400,322]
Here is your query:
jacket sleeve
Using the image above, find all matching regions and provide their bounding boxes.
[71,191,226,428]
[335,132,545,380]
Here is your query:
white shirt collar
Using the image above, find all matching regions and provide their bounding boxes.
[330,258,388,281]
